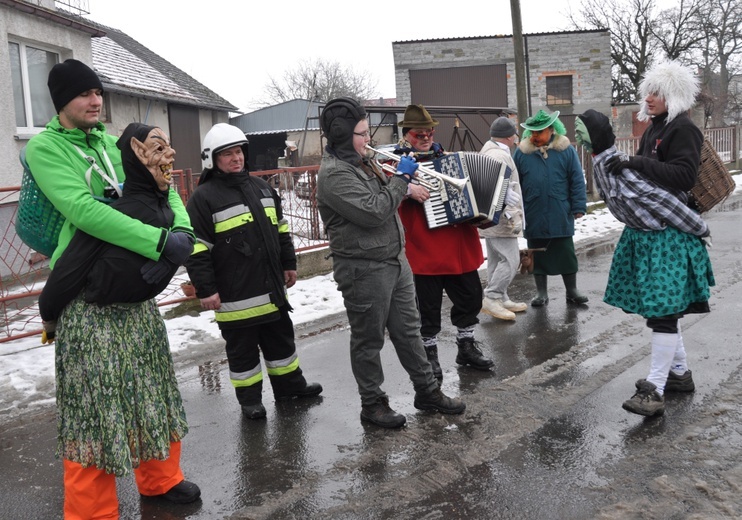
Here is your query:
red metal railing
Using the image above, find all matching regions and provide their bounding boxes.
[0,167,330,343]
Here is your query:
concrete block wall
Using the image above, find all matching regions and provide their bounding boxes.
[296,247,332,280]
[393,30,612,117]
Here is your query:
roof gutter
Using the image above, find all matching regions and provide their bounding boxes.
[0,0,106,37]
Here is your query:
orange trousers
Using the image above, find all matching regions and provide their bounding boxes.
[63,441,185,520]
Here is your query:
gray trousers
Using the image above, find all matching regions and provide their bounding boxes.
[332,255,438,405]
[484,237,520,301]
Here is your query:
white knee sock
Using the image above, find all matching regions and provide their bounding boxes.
[670,326,688,375]
[646,332,679,395]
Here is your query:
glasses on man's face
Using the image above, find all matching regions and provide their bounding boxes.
[409,130,435,140]
[353,130,371,138]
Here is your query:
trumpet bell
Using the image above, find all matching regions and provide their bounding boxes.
[365,145,468,193]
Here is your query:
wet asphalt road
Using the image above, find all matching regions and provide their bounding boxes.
[1,195,740,519]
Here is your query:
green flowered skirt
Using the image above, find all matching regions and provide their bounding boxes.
[603,227,715,318]
[55,295,188,476]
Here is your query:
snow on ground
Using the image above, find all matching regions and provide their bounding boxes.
[2,175,740,417]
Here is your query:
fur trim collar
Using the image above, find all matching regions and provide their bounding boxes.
[638,60,699,124]
[517,134,571,158]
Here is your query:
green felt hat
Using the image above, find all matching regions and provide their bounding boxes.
[398,104,439,128]
[520,110,560,131]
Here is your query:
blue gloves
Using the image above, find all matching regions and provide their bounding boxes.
[431,142,444,154]
[162,232,195,265]
[395,155,418,183]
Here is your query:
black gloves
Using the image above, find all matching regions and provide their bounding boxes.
[141,258,175,284]
[604,155,631,175]
[140,232,195,285]
[162,231,195,265]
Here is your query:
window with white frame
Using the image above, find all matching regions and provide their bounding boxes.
[9,40,59,132]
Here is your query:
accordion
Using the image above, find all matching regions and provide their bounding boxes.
[421,152,512,229]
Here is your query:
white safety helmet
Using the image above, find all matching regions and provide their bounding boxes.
[200,123,249,170]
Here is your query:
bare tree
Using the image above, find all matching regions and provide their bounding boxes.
[695,0,742,126]
[570,0,742,126]
[568,0,659,102]
[650,0,705,60]
[260,58,379,106]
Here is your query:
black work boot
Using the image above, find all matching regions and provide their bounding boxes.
[414,387,466,414]
[147,480,201,504]
[360,397,407,428]
[563,273,589,304]
[424,345,443,383]
[531,274,549,307]
[455,338,495,371]
[275,382,323,401]
[241,403,267,420]
[236,386,266,419]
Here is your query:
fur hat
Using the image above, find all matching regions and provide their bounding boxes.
[490,117,518,138]
[637,60,700,123]
[398,104,439,128]
[47,59,103,113]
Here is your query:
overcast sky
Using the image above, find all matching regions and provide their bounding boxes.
[84,0,576,113]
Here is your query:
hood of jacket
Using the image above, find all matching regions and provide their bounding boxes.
[116,123,168,198]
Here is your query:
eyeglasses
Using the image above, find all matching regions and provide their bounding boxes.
[408,130,435,140]
[353,130,371,138]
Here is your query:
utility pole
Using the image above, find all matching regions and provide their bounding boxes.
[510,0,529,124]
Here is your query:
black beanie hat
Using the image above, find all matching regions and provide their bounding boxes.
[47,59,103,113]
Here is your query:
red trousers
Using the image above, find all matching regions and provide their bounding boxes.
[63,441,184,520]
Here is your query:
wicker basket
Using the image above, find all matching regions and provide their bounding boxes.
[15,148,65,257]
[690,138,735,213]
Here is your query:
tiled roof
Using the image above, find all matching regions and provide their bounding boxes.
[92,37,197,102]
[78,17,237,111]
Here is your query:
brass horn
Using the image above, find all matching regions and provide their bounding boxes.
[366,145,468,193]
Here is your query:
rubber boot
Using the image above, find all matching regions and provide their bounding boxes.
[563,273,588,304]
[531,274,549,307]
